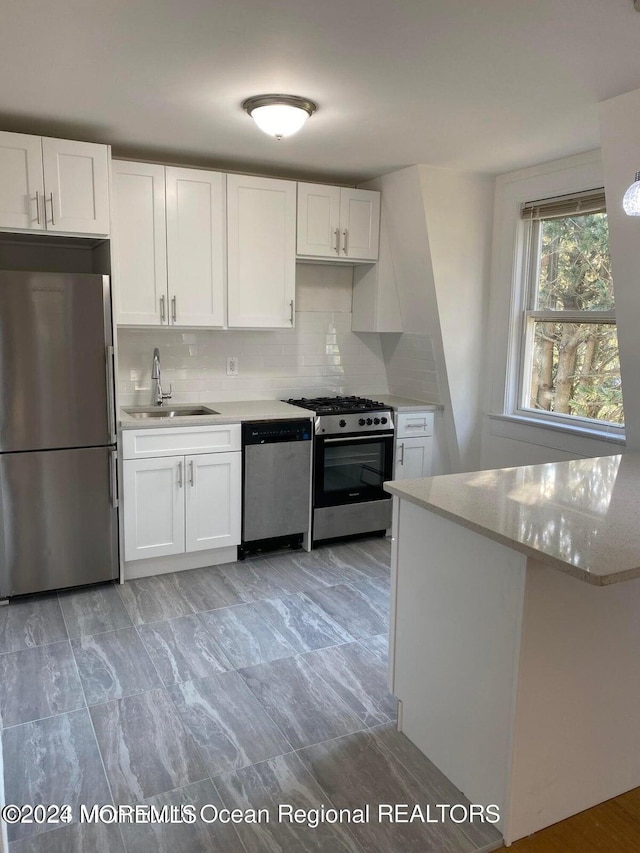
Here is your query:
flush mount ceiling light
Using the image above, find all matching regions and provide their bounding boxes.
[623,171,640,216]
[242,94,317,140]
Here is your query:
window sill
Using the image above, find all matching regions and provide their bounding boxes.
[488,412,625,454]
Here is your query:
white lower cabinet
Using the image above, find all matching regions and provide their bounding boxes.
[123,455,185,560]
[394,437,432,480]
[122,426,241,562]
[393,411,434,480]
[185,452,241,552]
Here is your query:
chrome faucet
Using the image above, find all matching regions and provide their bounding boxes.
[151,347,172,406]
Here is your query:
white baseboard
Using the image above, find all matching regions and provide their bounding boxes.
[123,546,238,580]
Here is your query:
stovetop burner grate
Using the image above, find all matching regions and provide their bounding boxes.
[285,395,389,415]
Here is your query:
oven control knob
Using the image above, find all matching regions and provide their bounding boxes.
[381,417,388,424]
[339,419,347,428]
[358,418,366,426]
[366,418,373,425]
[373,417,380,425]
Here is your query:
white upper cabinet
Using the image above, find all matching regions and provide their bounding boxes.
[296,183,341,257]
[41,137,110,235]
[166,167,225,328]
[0,132,44,230]
[112,160,226,328]
[113,162,301,330]
[112,161,167,326]
[352,208,403,332]
[0,131,110,236]
[297,183,380,261]
[227,174,296,328]
[339,188,380,260]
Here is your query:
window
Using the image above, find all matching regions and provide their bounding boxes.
[515,189,624,432]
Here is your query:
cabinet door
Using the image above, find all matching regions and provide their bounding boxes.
[123,456,185,561]
[352,211,403,332]
[339,188,380,260]
[394,437,432,480]
[185,452,241,552]
[166,167,225,327]
[41,137,110,235]
[296,182,341,257]
[227,174,296,328]
[112,161,167,326]
[0,131,45,231]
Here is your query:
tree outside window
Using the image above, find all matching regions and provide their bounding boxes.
[519,193,623,429]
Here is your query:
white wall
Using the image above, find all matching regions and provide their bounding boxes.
[419,166,494,472]
[479,150,625,470]
[363,165,493,473]
[600,88,640,453]
[117,264,389,404]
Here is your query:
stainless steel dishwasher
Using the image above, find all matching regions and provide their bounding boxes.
[240,419,312,557]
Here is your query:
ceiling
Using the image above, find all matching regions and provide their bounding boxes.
[2,0,640,183]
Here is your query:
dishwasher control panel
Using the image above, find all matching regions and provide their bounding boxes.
[242,419,312,445]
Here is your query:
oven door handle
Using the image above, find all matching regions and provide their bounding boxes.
[322,434,393,443]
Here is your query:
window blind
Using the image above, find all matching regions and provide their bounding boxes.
[521,188,606,221]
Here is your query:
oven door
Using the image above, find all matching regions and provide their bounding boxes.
[314,432,394,508]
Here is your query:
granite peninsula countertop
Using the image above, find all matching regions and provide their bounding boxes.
[384,453,640,585]
[120,400,313,429]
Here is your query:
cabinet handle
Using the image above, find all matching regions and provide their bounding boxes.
[48,192,55,226]
[399,442,405,465]
[171,295,177,324]
[342,229,349,255]
[189,459,195,486]
[35,190,41,225]
[324,435,381,443]
[177,460,183,488]
[334,228,340,254]
[289,299,294,326]
[159,295,166,323]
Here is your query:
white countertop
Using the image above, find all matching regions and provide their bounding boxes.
[120,395,441,428]
[120,400,313,429]
[384,453,640,585]
[371,394,441,412]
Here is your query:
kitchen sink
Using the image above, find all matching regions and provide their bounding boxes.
[124,406,219,419]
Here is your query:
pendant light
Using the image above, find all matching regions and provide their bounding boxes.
[243,95,317,140]
[623,171,640,216]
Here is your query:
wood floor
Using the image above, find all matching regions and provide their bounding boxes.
[501,787,640,853]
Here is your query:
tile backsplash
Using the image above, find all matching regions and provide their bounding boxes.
[381,333,440,402]
[117,266,390,405]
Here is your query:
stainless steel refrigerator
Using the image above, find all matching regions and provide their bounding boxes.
[0,271,118,598]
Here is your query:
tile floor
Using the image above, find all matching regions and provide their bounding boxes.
[0,537,502,852]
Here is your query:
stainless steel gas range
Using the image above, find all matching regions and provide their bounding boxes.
[284,396,394,543]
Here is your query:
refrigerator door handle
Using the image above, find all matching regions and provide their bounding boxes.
[106,345,116,444]
[109,450,119,508]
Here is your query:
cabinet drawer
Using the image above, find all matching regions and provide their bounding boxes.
[396,412,434,439]
[123,424,241,459]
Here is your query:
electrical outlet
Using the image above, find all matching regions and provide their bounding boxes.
[226,356,239,376]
